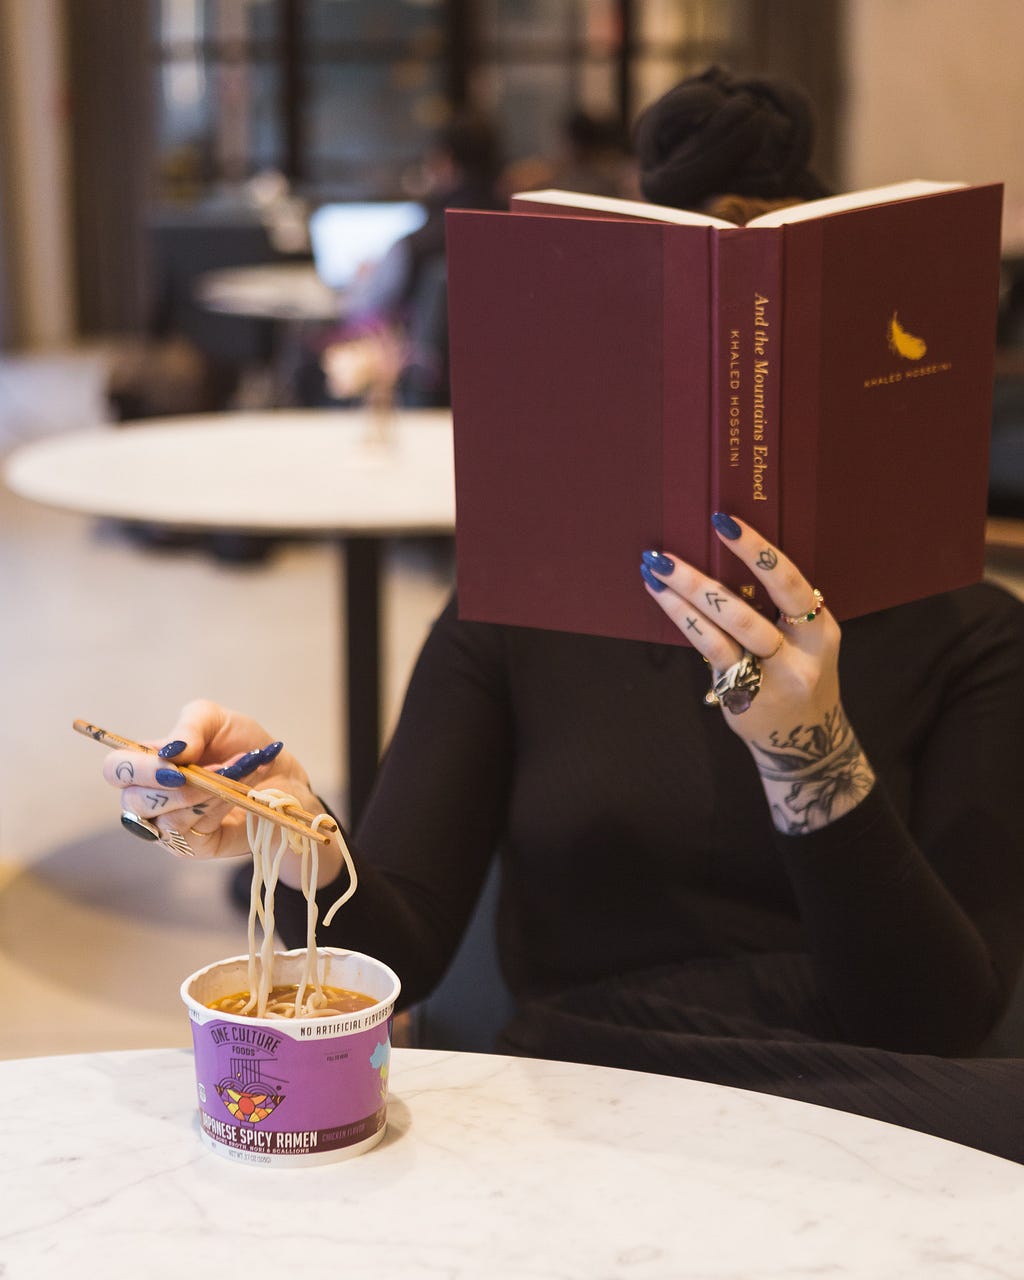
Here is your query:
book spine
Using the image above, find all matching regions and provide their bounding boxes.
[775,221,824,599]
[709,227,782,614]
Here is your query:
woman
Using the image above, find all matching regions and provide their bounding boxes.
[103,69,1024,1162]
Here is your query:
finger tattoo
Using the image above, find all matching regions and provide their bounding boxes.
[705,591,728,613]
[146,792,169,810]
[115,761,135,783]
[756,548,778,570]
[685,616,703,634]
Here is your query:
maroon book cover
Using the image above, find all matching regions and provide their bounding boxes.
[447,182,1003,644]
[447,211,711,645]
[776,182,1003,619]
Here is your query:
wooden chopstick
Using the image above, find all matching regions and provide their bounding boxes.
[73,719,337,844]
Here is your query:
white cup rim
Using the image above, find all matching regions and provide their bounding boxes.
[181,946,401,1033]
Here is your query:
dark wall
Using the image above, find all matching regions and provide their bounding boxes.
[63,0,153,335]
[0,6,19,348]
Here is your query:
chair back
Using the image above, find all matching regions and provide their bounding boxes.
[412,858,515,1052]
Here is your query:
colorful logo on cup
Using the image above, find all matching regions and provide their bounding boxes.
[215,1049,285,1125]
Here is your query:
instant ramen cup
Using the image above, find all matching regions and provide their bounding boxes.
[181,947,401,1167]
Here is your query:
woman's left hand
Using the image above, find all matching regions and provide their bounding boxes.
[640,513,875,832]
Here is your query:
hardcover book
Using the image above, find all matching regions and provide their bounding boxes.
[446,180,1004,644]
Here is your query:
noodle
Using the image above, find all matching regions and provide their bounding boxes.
[239,790,358,1019]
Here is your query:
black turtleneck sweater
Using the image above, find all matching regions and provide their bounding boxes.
[276,582,1024,1059]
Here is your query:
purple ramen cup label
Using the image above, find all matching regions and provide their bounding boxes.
[181,948,401,1167]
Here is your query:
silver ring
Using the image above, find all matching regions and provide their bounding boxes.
[121,810,161,842]
[703,650,763,715]
[121,810,194,856]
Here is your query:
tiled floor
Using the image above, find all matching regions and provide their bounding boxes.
[0,350,453,1059]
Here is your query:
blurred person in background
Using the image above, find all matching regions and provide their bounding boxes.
[497,108,636,202]
[317,113,503,409]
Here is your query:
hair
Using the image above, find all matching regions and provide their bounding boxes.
[633,64,830,213]
[701,193,805,227]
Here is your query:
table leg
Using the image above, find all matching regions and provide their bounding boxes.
[342,536,382,828]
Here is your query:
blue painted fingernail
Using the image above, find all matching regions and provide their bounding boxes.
[711,512,742,540]
[641,549,675,575]
[155,767,187,787]
[640,562,668,593]
[217,742,282,780]
[158,740,187,759]
[216,749,261,780]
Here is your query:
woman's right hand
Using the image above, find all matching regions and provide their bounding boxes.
[101,699,330,874]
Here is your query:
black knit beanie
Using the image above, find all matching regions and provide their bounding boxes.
[634,65,829,209]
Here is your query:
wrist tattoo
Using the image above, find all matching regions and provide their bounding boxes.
[751,705,875,834]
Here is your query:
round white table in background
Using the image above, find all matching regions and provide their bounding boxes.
[2,1046,1023,1278]
[195,261,341,322]
[194,262,345,405]
[3,408,455,823]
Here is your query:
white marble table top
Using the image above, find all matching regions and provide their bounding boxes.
[3,409,455,536]
[2,1046,1023,1279]
[195,261,342,321]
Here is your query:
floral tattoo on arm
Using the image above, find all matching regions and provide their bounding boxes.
[750,705,875,834]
